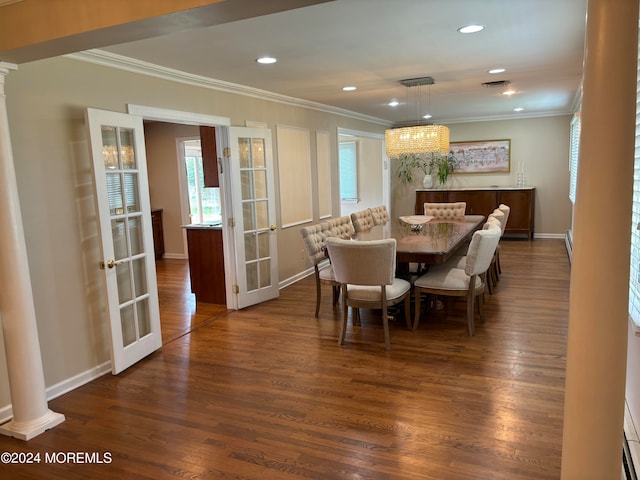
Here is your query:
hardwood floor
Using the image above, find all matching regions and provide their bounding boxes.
[155,258,228,344]
[0,239,570,479]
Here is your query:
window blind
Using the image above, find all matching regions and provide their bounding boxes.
[569,113,581,204]
[339,141,358,201]
[628,25,640,329]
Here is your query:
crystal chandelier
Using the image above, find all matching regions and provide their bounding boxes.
[385,77,450,157]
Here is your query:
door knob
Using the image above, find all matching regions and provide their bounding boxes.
[99,259,117,269]
[270,225,277,231]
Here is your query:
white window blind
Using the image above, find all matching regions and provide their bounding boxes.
[339,141,358,202]
[628,25,640,329]
[569,112,581,204]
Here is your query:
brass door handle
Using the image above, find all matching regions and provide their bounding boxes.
[270,225,277,231]
[99,259,117,269]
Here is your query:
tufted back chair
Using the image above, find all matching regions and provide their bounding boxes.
[325,215,355,240]
[350,209,379,240]
[300,223,328,266]
[300,222,338,317]
[370,205,390,226]
[424,202,467,219]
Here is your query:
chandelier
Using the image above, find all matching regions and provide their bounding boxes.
[385,77,450,157]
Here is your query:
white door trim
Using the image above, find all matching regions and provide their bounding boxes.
[337,128,389,233]
[125,104,238,308]
[127,104,230,127]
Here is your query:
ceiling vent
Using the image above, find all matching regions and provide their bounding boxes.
[482,80,511,88]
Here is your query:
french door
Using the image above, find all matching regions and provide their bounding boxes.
[86,108,162,374]
[228,127,279,308]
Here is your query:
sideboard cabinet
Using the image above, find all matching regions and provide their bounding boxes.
[415,186,535,239]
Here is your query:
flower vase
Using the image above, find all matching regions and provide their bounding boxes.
[422,174,434,189]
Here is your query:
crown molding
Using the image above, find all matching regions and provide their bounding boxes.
[441,109,573,125]
[65,49,391,127]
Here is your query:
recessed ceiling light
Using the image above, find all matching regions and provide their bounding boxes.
[256,56,277,64]
[342,86,357,91]
[514,107,524,112]
[502,90,516,96]
[388,100,400,107]
[422,114,433,120]
[489,68,506,74]
[457,24,485,34]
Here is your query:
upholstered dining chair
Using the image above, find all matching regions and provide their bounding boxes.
[486,209,506,284]
[370,205,390,226]
[450,217,502,294]
[413,225,501,336]
[495,204,511,275]
[424,201,466,219]
[300,217,354,318]
[326,237,411,350]
[350,208,379,240]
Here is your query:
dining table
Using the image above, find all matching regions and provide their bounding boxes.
[392,214,485,267]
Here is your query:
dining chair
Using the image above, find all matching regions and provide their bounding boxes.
[495,204,511,274]
[326,237,411,350]
[300,217,354,318]
[413,225,501,336]
[350,208,379,240]
[424,201,466,219]
[370,205,390,226]
[450,217,502,294]
[487,209,506,284]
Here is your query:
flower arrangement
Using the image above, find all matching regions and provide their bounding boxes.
[397,151,458,186]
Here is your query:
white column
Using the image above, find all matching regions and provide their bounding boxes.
[0,63,64,440]
[561,0,639,478]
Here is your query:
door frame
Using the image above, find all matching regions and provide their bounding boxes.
[336,128,390,234]
[127,104,239,308]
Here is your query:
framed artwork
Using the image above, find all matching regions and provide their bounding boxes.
[450,139,511,174]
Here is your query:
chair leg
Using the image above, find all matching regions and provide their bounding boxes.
[332,285,339,305]
[486,265,494,295]
[338,285,348,345]
[496,249,502,274]
[381,287,390,350]
[314,271,321,318]
[466,279,476,336]
[403,293,411,330]
[477,291,485,324]
[353,308,361,326]
[413,287,422,331]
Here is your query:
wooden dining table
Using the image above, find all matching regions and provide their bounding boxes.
[392,214,485,267]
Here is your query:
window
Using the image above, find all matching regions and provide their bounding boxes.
[339,141,358,202]
[182,139,221,224]
[569,112,581,204]
[629,27,640,328]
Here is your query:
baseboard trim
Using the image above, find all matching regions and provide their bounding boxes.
[533,233,565,239]
[279,267,314,290]
[0,361,112,425]
[162,253,187,260]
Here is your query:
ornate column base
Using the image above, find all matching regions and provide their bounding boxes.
[0,410,65,441]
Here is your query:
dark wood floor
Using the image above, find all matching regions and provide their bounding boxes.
[0,239,570,479]
[155,258,228,344]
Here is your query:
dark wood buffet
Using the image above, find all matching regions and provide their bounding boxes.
[151,209,164,260]
[415,186,535,239]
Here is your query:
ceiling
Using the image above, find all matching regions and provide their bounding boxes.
[101,0,587,126]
